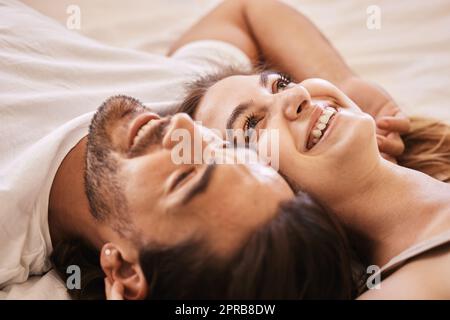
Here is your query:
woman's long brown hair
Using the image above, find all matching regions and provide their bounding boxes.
[399,117,450,182]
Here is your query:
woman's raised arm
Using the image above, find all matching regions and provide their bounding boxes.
[169,0,353,85]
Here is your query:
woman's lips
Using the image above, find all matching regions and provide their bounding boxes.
[298,102,340,152]
[303,105,325,151]
[306,106,337,150]
[128,113,160,149]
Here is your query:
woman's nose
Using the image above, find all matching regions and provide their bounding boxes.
[280,84,312,121]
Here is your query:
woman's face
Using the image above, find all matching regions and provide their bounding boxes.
[194,72,380,200]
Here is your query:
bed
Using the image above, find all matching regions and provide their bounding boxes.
[2,0,450,299]
[23,0,450,121]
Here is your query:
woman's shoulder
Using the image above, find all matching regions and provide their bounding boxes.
[358,244,450,300]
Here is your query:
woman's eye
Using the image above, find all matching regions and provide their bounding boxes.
[243,114,262,145]
[273,74,292,93]
[244,114,260,131]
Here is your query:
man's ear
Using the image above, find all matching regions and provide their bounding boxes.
[100,243,148,300]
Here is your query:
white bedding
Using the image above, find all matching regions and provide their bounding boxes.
[3,0,450,299]
[24,0,450,121]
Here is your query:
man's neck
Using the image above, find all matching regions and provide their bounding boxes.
[326,159,450,266]
[48,136,104,249]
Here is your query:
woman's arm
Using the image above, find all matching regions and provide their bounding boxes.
[169,0,410,159]
[169,0,352,85]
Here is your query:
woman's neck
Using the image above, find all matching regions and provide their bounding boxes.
[325,158,450,266]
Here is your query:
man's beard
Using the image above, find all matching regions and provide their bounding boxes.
[87,95,148,155]
[84,95,147,236]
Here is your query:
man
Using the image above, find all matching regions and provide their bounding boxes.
[0,0,254,298]
[0,0,404,298]
[4,94,358,300]
[46,94,288,299]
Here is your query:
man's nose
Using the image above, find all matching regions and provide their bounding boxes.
[163,113,227,164]
[279,84,312,121]
[162,113,197,150]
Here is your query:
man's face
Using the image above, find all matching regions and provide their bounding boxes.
[85,96,293,256]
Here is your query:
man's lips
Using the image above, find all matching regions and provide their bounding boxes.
[128,113,160,149]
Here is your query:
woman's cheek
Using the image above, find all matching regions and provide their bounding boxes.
[257,128,286,172]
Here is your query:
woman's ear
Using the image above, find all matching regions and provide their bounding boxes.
[100,243,148,300]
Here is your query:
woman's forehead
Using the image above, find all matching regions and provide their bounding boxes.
[210,74,260,92]
[202,75,262,110]
[196,73,278,126]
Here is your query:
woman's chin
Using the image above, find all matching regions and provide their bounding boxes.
[285,131,378,182]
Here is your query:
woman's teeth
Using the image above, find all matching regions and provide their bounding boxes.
[309,106,336,148]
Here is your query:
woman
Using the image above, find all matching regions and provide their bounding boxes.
[168,0,411,163]
[171,0,450,298]
[178,70,450,299]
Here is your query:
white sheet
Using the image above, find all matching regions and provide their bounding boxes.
[24,0,450,122]
[6,0,450,299]
[0,271,70,300]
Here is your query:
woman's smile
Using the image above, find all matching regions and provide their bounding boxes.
[305,104,338,151]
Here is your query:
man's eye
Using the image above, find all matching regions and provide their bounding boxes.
[273,74,292,93]
[171,167,195,192]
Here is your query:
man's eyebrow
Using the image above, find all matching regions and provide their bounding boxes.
[181,163,217,205]
[226,101,252,130]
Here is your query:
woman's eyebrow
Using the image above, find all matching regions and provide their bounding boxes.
[226,71,279,130]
